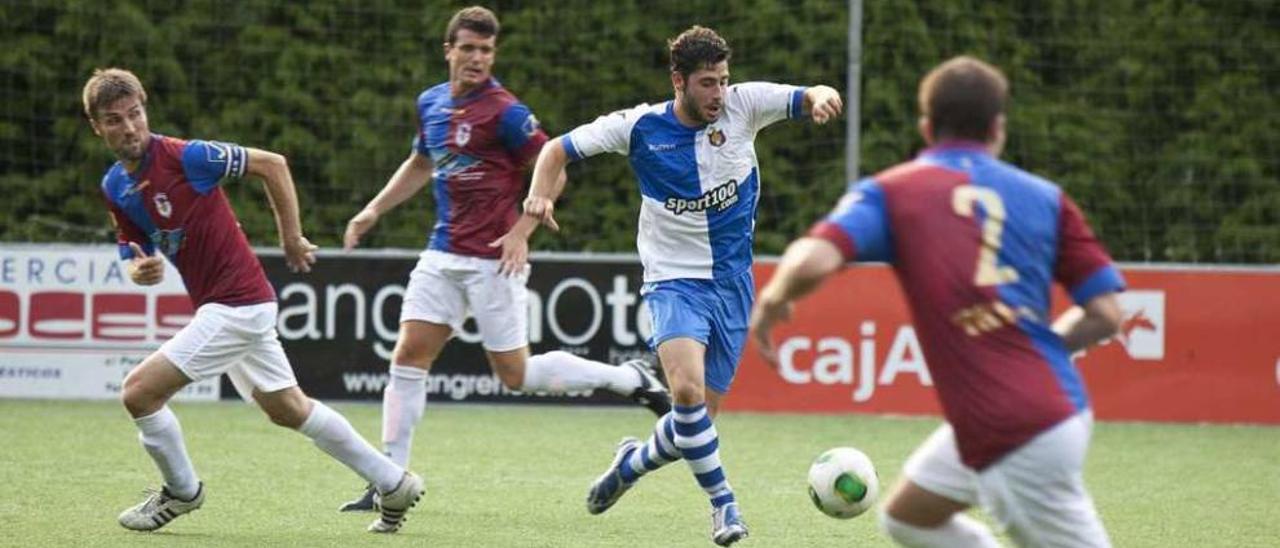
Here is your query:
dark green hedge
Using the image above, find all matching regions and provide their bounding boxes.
[2,1,1275,262]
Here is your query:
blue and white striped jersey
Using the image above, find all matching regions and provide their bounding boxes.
[564,82,806,282]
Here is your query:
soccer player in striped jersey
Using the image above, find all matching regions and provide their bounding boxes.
[513,26,843,546]
[85,68,423,534]
[338,6,671,512]
[750,56,1123,547]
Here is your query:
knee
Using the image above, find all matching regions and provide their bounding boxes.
[392,346,434,369]
[491,360,525,390]
[392,334,439,368]
[267,408,305,429]
[120,372,156,417]
[265,395,312,429]
[670,382,704,406]
[120,391,149,418]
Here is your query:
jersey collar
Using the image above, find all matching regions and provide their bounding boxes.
[920,139,992,157]
[452,77,500,102]
[665,101,708,131]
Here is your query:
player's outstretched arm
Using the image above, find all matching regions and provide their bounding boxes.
[750,237,846,367]
[522,136,571,232]
[344,152,433,250]
[802,85,843,125]
[245,148,317,273]
[1053,294,1124,353]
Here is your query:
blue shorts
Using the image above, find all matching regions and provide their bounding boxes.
[642,270,754,394]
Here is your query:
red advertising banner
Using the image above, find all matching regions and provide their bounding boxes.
[0,246,219,400]
[728,263,1280,425]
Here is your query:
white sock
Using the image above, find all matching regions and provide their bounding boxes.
[522,351,640,394]
[134,406,200,500]
[382,364,428,468]
[298,399,403,493]
[880,510,1001,548]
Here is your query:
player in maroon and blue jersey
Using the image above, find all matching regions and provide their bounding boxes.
[751,57,1124,547]
[86,68,423,534]
[338,6,670,512]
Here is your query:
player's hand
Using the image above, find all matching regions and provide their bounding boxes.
[807,86,843,125]
[283,235,318,273]
[749,293,794,370]
[522,196,560,232]
[488,230,530,277]
[126,242,165,286]
[343,208,380,250]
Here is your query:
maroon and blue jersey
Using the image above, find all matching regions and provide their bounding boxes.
[100,134,275,308]
[413,78,548,258]
[811,142,1125,470]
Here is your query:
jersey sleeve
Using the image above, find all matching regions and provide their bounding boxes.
[807,179,893,263]
[498,102,549,166]
[563,104,646,161]
[180,140,248,194]
[1054,194,1126,304]
[730,82,807,132]
[411,98,431,157]
[102,196,153,259]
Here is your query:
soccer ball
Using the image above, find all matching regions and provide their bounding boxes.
[807,447,880,519]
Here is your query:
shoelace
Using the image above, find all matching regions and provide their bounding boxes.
[136,488,171,513]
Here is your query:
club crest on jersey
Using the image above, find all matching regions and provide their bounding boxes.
[153,192,173,218]
[665,179,740,215]
[707,127,726,147]
[455,122,472,147]
[150,228,186,258]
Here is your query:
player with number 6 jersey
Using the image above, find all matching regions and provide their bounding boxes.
[337,6,672,513]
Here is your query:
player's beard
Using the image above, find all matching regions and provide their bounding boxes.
[115,138,146,163]
[680,94,720,125]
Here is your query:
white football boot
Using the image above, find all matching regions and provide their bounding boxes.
[711,502,749,546]
[367,472,425,533]
[117,483,205,531]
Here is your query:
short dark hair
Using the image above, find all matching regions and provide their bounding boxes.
[918,56,1008,142]
[668,26,731,77]
[82,67,147,120]
[445,6,499,45]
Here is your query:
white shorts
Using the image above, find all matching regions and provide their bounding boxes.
[159,302,297,397]
[903,412,1111,548]
[400,249,530,352]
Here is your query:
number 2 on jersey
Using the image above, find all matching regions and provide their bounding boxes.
[952,186,1019,286]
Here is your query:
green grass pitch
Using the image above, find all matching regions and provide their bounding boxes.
[1,399,1277,547]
